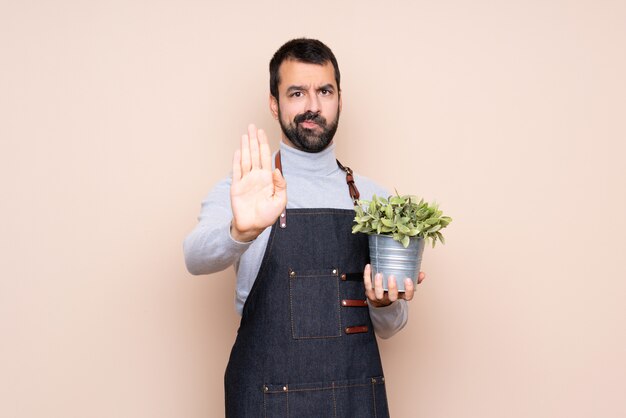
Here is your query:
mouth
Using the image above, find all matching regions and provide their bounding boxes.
[299,120,319,129]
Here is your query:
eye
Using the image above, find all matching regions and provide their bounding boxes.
[320,89,331,96]
[291,91,303,98]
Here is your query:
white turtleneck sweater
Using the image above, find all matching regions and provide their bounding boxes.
[184,141,408,339]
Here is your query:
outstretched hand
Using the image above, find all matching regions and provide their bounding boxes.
[230,124,287,242]
[364,264,426,307]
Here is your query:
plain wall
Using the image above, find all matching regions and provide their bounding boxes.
[1,1,625,417]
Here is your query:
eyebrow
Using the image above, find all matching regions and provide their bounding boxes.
[285,84,336,94]
[318,84,335,92]
[285,85,307,94]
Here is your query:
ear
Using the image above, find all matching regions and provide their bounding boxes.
[338,91,342,113]
[269,94,279,120]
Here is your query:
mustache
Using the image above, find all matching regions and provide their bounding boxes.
[294,111,326,125]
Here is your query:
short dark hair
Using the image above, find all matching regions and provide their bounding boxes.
[269,38,341,100]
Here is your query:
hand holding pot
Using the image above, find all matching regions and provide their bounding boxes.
[364,264,426,307]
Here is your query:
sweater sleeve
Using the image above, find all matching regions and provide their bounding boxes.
[355,177,410,339]
[183,176,252,275]
[368,300,409,339]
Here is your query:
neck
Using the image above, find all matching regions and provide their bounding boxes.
[279,140,339,176]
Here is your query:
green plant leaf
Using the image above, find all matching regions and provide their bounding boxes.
[427,224,442,233]
[439,216,452,227]
[385,205,393,219]
[350,192,451,244]
[416,208,428,219]
[398,224,410,234]
[390,195,405,205]
[381,218,394,227]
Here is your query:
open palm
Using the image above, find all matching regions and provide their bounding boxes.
[230,124,287,242]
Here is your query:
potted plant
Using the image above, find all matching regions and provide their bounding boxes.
[352,193,452,291]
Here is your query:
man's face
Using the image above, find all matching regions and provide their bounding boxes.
[270,60,341,153]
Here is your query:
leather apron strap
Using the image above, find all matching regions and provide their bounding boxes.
[274,150,360,229]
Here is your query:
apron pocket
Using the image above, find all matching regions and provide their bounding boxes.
[263,376,388,418]
[288,267,341,339]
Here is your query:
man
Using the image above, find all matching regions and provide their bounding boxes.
[184,38,425,417]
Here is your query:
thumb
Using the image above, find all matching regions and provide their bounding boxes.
[272,168,287,195]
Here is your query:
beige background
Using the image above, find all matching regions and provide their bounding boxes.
[1,0,625,417]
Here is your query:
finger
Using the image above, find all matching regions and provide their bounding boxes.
[240,134,251,174]
[363,264,375,299]
[387,276,398,302]
[374,273,385,300]
[248,124,261,169]
[403,278,414,301]
[418,271,426,284]
[258,129,272,170]
[232,149,242,184]
[272,169,287,200]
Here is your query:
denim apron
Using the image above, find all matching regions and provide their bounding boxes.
[225,160,389,417]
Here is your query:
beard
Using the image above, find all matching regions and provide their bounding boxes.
[278,106,340,153]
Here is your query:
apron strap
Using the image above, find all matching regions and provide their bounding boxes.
[335,159,361,202]
[274,151,360,229]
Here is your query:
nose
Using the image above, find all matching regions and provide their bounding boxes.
[305,93,321,113]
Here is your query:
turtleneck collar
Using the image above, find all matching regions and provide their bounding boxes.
[278,141,339,177]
